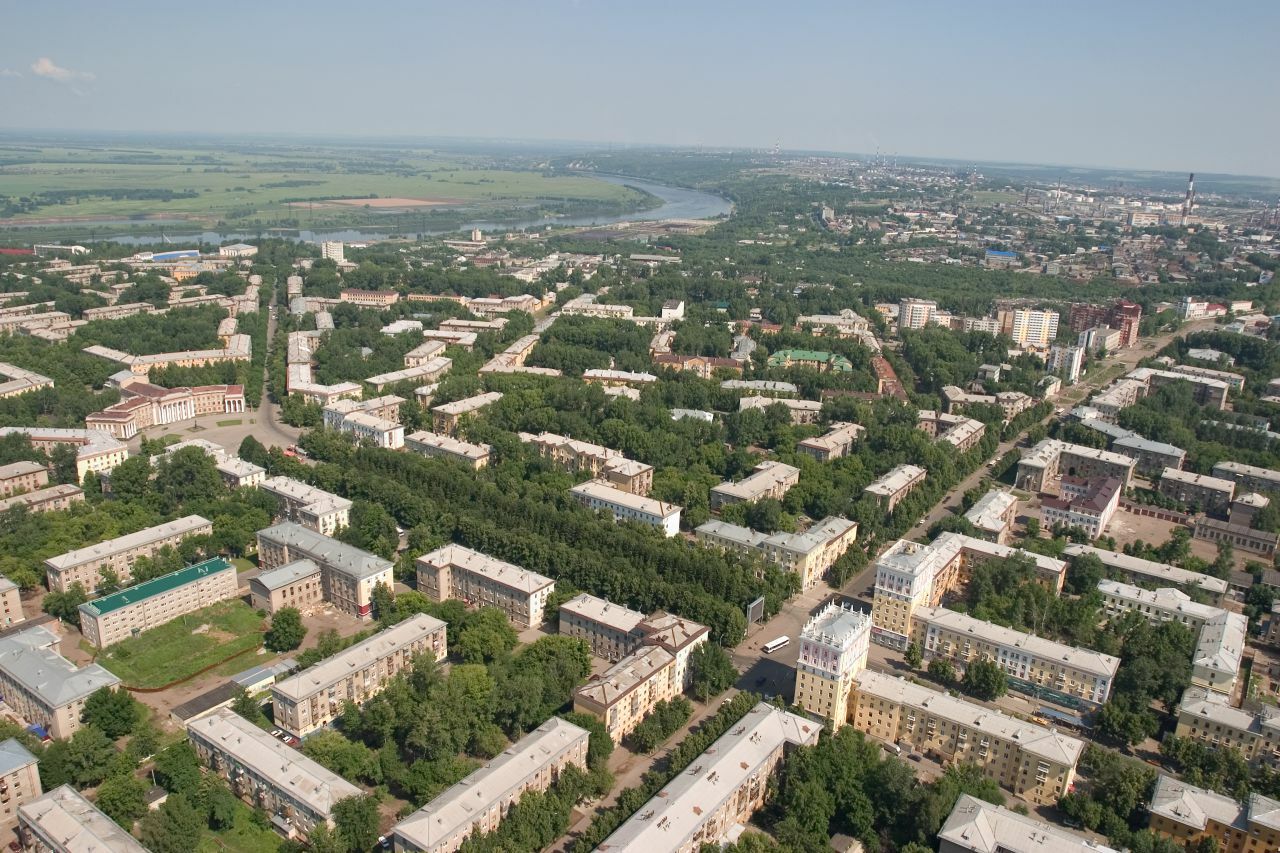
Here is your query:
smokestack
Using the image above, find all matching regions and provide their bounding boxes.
[1182,173,1196,225]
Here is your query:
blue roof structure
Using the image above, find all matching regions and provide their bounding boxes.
[985,249,1018,259]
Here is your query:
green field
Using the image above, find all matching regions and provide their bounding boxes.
[96,600,265,688]
[0,142,649,230]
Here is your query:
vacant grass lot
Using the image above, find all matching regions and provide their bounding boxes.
[0,143,644,224]
[96,600,265,688]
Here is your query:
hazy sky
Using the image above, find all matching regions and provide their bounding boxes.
[3,1,1277,176]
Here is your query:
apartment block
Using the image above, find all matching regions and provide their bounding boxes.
[573,645,677,743]
[0,626,120,740]
[1111,434,1187,476]
[0,480,74,515]
[1089,378,1148,422]
[1063,544,1228,602]
[18,786,145,853]
[259,476,352,536]
[403,340,448,368]
[596,703,819,853]
[188,709,361,840]
[1148,775,1280,853]
[1039,476,1121,539]
[710,460,800,510]
[0,428,128,479]
[392,718,590,853]
[848,671,1084,805]
[1009,308,1059,348]
[249,559,324,614]
[738,395,823,424]
[364,359,453,391]
[0,739,40,828]
[939,794,1117,853]
[325,409,404,449]
[1212,460,1280,495]
[405,431,491,469]
[256,523,394,620]
[1015,439,1136,492]
[898,298,937,330]
[0,462,47,496]
[83,335,252,379]
[0,577,23,629]
[910,606,1119,707]
[864,464,927,511]
[43,514,213,594]
[963,490,1018,544]
[0,364,52,399]
[794,310,869,338]
[1172,363,1246,393]
[695,516,857,590]
[1128,366,1229,410]
[272,613,447,737]
[432,391,503,435]
[918,410,986,452]
[570,479,682,537]
[559,593,647,661]
[421,329,477,350]
[339,288,397,308]
[796,421,864,462]
[1099,580,1247,696]
[77,557,239,649]
[1159,468,1235,514]
[1175,687,1280,769]
[872,533,1066,649]
[415,544,553,628]
[519,432,653,494]
[720,380,798,397]
[793,602,872,729]
[1047,345,1085,384]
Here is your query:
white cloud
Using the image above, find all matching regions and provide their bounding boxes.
[30,57,94,84]
[0,69,22,79]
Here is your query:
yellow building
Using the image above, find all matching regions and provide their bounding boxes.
[872,532,1066,649]
[909,606,1119,708]
[1174,687,1280,769]
[848,671,1084,805]
[1148,775,1280,853]
[572,645,676,743]
[793,602,871,729]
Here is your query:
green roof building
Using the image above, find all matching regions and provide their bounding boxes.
[78,557,240,649]
[767,349,853,374]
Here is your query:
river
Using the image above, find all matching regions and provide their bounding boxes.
[93,174,732,247]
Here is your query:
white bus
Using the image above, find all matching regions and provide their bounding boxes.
[762,636,791,654]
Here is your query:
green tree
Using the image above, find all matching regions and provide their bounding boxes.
[264,606,306,651]
[928,658,957,684]
[905,641,923,669]
[82,687,143,738]
[153,742,202,794]
[140,793,204,853]
[332,793,381,853]
[456,607,519,664]
[561,712,614,769]
[688,643,739,702]
[231,687,267,726]
[66,724,117,787]
[201,777,240,830]
[94,772,148,827]
[962,658,1008,700]
[42,582,88,628]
